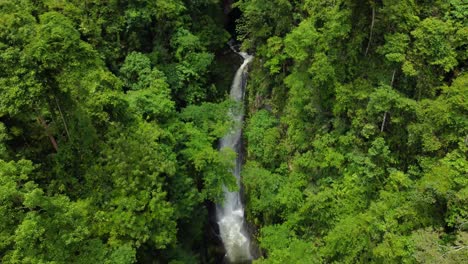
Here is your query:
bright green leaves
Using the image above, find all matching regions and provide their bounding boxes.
[260,36,287,74]
[302,0,352,40]
[0,159,35,255]
[179,101,237,201]
[378,5,467,84]
[376,1,467,95]
[180,100,234,139]
[293,133,345,172]
[279,0,353,152]
[333,78,373,117]
[0,159,108,264]
[120,52,175,121]
[408,74,468,153]
[385,169,413,193]
[322,214,373,263]
[88,122,177,249]
[10,200,105,264]
[153,0,186,21]
[446,0,468,23]
[242,162,285,224]
[378,33,411,63]
[367,85,417,132]
[367,85,415,114]
[27,12,94,73]
[372,233,414,263]
[245,110,282,168]
[446,73,468,113]
[27,11,103,102]
[380,0,420,32]
[235,0,294,50]
[182,122,236,201]
[0,0,36,45]
[0,0,242,263]
[368,137,395,167]
[322,184,422,263]
[172,29,205,61]
[166,28,215,104]
[239,0,467,262]
[282,71,316,151]
[0,69,43,116]
[126,86,175,121]
[11,199,95,263]
[412,18,458,72]
[256,224,320,264]
[0,3,40,117]
[105,243,136,264]
[419,150,468,228]
[120,52,153,89]
[284,19,318,63]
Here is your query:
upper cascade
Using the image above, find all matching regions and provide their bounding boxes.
[216,42,254,263]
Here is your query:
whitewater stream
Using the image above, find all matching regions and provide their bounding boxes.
[216,46,253,263]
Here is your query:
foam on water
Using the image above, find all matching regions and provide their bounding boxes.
[216,44,253,263]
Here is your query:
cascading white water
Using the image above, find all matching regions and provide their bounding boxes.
[216,46,253,263]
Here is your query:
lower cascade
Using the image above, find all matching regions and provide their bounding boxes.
[216,46,254,263]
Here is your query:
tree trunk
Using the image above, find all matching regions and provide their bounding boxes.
[55,96,71,140]
[365,6,376,56]
[37,116,58,152]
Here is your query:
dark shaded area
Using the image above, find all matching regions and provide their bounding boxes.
[226,7,242,41]
[207,200,227,263]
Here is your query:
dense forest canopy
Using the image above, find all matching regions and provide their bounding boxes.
[0,0,236,262]
[0,0,467,263]
[238,0,467,263]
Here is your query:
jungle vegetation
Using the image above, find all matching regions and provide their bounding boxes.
[0,0,467,263]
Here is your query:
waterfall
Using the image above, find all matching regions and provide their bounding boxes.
[216,45,253,263]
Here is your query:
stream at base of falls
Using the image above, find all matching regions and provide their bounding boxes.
[215,44,254,263]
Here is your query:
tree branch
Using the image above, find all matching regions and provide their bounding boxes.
[442,245,468,257]
[380,69,396,132]
[365,6,375,56]
[391,69,396,87]
[37,116,58,152]
[380,112,387,132]
[55,96,71,140]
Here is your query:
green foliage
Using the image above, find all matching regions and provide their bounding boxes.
[245,110,282,168]
[236,0,294,49]
[411,18,458,72]
[179,101,238,201]
[243,162,285,224]
[1,0,467,263]
[165,28,216,104]
[378,33,410,63]
[256,224,320,264]
[0,0,237,263]
[121,52,175,120]
[411,228,468,264]
[239,0,468,262]
[88,122,177,249]
[0,159,111,263]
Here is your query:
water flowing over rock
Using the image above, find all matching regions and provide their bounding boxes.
[216,45,253,263]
